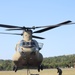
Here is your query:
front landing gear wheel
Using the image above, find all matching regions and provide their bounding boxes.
[40,65,43,70]
[38,66,40,72]
[38,65,43,72]
[13,65,18,72]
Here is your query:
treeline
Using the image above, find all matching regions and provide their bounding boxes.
[0,60,13,70]
[0,54,75,70]
[42,54,75,68]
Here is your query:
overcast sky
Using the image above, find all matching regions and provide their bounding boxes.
[0,0,75,59]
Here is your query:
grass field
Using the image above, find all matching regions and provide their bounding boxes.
[0,68,75,75]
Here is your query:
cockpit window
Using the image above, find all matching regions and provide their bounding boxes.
[31,41,35,46]
[17,40,43,52]
[20,40,36,48]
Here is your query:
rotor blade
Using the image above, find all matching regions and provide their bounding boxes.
[34,20,72,33]
[0,24,22,28]
[0,32,44,39]
[0,32,22,35]
[6,28,23,31]
[32,35,45,39]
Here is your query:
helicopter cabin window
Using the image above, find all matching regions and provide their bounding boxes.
[20,40,36,48]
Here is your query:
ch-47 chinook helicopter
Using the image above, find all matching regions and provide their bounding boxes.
[0,20,75,73]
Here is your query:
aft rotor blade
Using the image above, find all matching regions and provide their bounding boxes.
[32,35,45,39]
[34,20,72,33]
[0,32,22,35]
[0,24,22,28]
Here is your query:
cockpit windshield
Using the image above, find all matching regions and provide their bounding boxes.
[20,40,35,48]
[16,40,43,52]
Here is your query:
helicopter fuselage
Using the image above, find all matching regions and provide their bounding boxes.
[12,30,43,69]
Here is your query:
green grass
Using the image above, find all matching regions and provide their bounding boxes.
[0,68,75,75]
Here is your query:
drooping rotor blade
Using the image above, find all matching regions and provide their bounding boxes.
[6,28,23,31]
[0,32,44,39]
[34,20,72,33]
[0,24,22,28]
[0,32,22,35]
[32,35,45,39]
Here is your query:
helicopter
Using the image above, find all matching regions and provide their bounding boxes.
[0,20,75,73]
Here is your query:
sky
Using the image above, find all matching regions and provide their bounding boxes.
[0,0,75,59]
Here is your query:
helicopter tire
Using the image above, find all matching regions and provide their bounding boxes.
[38,66,40,72]
[13,65,18,72]
[15,67,17,72]
[40,65,43,70]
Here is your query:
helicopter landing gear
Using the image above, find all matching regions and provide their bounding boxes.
[13,65,18,72]
[38,65,43,72]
